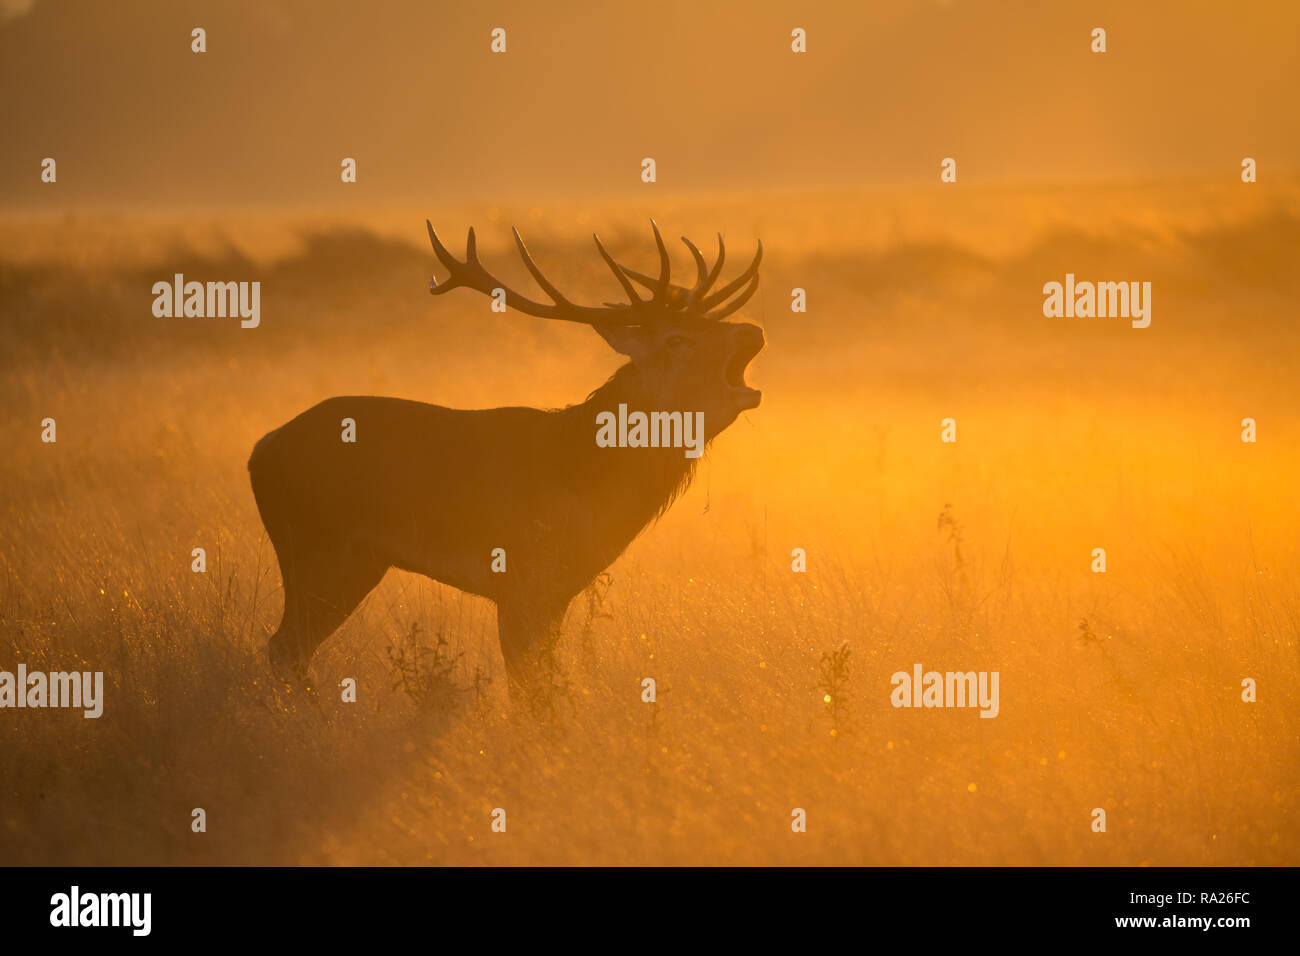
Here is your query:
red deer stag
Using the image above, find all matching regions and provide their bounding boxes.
[248,221,763,688]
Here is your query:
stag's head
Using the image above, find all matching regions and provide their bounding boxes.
[427,221,764,437]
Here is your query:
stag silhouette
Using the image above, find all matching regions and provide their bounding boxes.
[249,221,763,689]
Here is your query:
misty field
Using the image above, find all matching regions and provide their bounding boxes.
[1,182,1297,864]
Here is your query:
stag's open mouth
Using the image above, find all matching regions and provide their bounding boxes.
[724,335,763,410]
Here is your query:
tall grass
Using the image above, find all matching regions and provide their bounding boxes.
[1,185,1296,864]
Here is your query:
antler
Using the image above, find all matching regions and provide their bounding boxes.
[427,221,630,326]
[427,221,761,324]
[618,232,763,319]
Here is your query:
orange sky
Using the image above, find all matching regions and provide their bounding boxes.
[2,0,1298,210]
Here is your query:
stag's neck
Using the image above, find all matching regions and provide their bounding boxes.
[553,363,699,529]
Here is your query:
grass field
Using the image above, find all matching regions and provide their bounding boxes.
[1,180,1297,864]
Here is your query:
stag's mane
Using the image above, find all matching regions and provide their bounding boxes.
[566,362,702,524]
[578,361,636,406]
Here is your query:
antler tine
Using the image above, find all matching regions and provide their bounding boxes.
[426,221,465,290]
[705,272,760,320]
[592,233,643,305]
[649,220,671,303]
[512,227,574,307]
[612,222,682,303]
[698,240,763,313]
[681,236,709,298]
[690,233,727,304]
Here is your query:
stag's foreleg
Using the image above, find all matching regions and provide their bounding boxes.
[495,596,571,695]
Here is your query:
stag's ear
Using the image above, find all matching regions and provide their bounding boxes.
[593,324,652,361]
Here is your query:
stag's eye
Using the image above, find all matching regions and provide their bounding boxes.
[665,334,694,349]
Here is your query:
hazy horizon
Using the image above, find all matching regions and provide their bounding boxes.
[3,0,1299,211]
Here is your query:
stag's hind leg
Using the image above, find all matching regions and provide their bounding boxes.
[267,534,389,680]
